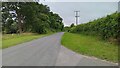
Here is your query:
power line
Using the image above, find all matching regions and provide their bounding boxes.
[74,11,80,25]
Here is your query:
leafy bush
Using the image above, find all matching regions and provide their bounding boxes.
[70,12,120,43]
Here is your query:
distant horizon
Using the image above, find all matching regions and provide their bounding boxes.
[40,2,118,26]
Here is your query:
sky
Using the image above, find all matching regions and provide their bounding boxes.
[39,2,118,26]
[2,0,120,2]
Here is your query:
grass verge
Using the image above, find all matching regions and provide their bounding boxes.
[61,32,118,63]
[1,33,53,49]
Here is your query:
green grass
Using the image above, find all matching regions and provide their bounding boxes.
[1,33,53,49]
[61,32,118,63]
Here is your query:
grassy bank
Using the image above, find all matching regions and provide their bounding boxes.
[2,33,53,49]
[61,32,118,62]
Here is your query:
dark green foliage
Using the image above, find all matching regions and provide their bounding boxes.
[64,26,71,32]
[71,12,120,42]
[2,2,64,34]
[63,23,75,32]
[70,23,75,28]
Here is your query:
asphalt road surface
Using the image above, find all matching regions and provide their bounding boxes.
[2,32,117,66]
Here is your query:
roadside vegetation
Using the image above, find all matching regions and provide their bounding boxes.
[2,2,64,34]
[62,12,119,63]
[70,12,120,44]
[2,33,53,49]
[62,32,118,62]
[2,2,64,48]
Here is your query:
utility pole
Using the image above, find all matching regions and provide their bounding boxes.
[74,11,80,25]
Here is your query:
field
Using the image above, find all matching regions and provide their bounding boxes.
[61,32,118,62]
[2,33,53,49]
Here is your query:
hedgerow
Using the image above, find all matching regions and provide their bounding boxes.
[70,12,120,43]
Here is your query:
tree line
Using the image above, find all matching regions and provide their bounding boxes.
[70,12,120,44]
[2,2,64,34]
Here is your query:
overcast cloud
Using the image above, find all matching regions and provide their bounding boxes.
[40,2,118,26]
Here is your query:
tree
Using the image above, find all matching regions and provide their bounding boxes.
[2,2,26,34]
[70,23,75,28]
[2,2,64,34]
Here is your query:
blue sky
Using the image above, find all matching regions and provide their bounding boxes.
[40,2,118,26]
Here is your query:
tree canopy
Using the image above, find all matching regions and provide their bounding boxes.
[2,2,64,34]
